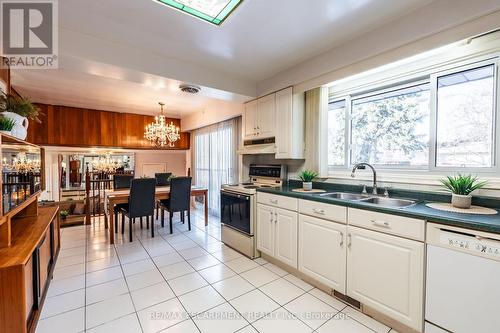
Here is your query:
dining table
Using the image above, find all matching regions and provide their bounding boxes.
[104,186,208,244]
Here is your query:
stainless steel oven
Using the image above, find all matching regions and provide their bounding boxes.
[220,164,286,259]
[220,189,257,258]
[220,190,253,235]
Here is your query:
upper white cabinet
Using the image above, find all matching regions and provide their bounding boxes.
[256,94,276,139]
[244,94,275,140]
[243,100,258,139]
[275,87,305,159]
[346,225,424,332]
[243,87,305,159]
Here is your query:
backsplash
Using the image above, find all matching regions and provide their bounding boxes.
[287,180,500,208]
[240,154,500,199]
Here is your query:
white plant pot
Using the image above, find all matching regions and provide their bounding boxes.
[0,130,12,136]
[451,193,472,209]
[302,182,313,191]
[1,112,28,140]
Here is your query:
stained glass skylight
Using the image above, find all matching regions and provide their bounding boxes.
[155,0,243,25]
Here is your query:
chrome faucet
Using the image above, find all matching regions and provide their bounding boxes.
[351,163,378,195]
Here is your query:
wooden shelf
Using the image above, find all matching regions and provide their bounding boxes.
[0,194,40,248]
[0,206,58,268]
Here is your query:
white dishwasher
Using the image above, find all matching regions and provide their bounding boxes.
[426,223,500,333]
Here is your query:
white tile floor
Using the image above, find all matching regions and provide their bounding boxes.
[36,208,400,333]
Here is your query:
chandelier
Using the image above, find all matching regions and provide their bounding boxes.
[8,153,41,174]
[92,153,122,173]
[144,102,180,147]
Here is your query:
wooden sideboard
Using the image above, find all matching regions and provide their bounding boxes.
[0,135,60,333]
[0,205,60,333]
[26,104,191,150]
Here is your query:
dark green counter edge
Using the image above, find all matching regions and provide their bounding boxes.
[256,181,500,234]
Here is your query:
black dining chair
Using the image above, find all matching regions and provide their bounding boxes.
[159,176,192,234]
[155,173,172,186]
[112,174,134,233]
[120,178,156,242]
[155,172,172,219]
[114,174,134,189]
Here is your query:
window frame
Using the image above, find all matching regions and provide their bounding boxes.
[429,59,499,174]
[348,79,431,170]
[327,97,349,171]
[325,56,500,175]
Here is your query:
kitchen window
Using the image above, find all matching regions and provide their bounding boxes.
[350,83,431,167]
[326,58,499,174]
[327,100,346,169]
[435,64,496,168]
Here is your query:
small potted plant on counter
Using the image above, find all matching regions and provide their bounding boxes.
[440,174,487,209]
[298,170,319,191]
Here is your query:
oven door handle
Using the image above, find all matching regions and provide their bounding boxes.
[221,190,250,200]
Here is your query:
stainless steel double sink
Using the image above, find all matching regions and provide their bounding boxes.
[318,192,417,208]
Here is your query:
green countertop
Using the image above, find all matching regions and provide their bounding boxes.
[257,185,500,234]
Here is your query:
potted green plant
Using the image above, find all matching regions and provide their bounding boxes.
[298,170,319,191]
[0,92,42,140]
[440,174,487,209]
[0,115,16,136]
[60,210,69,220]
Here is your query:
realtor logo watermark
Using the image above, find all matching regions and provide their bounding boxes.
[1,0,58,68]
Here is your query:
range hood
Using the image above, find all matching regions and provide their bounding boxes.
[237,137,276,155]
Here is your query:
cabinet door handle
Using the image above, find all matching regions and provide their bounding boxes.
[347,233,352,248]
[371,219,390,228]
[313,208,325,215]
[270,199,278,204]
[339,232,344,247]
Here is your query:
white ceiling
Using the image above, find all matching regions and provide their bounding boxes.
[11,0,437,118]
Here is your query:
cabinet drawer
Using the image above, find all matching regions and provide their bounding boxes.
[257,192,297,211]
[348,208,425,241]
[299,199,346,224]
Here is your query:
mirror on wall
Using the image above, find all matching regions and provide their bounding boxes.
[2,136,42,214]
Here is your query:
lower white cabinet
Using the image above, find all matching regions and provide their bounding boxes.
[346,225,424,332]
[274,207,298,267]
[257,204,275,256]
[298,214,347,293]
[256,203,298,268]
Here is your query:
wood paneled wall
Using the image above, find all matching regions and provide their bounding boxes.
[26,104,190,150]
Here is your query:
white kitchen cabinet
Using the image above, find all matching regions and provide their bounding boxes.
[275,87,305,159]
[256,203,275,256]
[243,94,275,140]
[243,100,258,139]
[274,207,298,267]
[298,214,347,293]
[256,94,275,139]
[346,225,424,332]
[256,203,298,268]
[242,87,304,160]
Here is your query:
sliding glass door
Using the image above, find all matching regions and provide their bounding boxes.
[192,118,240,216]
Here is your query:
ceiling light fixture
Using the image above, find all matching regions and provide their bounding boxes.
[154,0,243,25]
[144,102,180,147]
